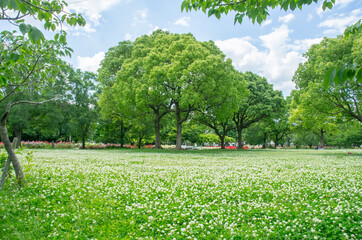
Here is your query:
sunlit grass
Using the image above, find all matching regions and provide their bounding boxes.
[1,149,361,239]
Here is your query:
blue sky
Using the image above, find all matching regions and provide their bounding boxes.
[44,0,362,96]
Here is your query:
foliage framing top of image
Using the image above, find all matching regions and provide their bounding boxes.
[0,0,85,44]
[181,0,336,24]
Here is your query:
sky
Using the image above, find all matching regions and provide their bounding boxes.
[25,0,362,96]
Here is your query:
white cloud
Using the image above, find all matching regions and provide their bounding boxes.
[335,0,356,7]
[77,52,105,73]
[318,9,361,35]
[278,14,295,24]
[174,17,191,27]
[291,38,324,52]
[67,0,124,26]
[307,14,314,22]
[261,20,272,27]
[124,33,134,41]
[132,8,149,26]
[216,25,311,96]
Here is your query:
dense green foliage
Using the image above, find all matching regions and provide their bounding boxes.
[0,0,85,44]
[1,149,361,238]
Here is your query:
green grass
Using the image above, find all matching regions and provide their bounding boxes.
[0,149,361,239]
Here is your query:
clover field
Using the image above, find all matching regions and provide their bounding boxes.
[0,149,361,239]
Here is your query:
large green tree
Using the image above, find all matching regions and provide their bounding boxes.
[181,0,335,24]
[97,41,134,147]
[116,30,240,150]
[196,70,247,149]
[289,88,337,148]
[293,31,361,122]
[232,72,283,149]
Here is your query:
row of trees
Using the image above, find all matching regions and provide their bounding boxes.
[96,30,288,150]
[2,29,360,151]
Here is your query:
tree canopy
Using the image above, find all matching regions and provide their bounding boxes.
[293,30,361,122]
[111,30,246,149]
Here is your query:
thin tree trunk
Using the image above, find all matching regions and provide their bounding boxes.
[119,120,126,148]
[0,103,24,187]
[176,120,182,150]
[274,134,278,149]
[320,129,325,148]
[14,128,22,148]
[154,116,162,149]
[220,135,225,149]
[175,104,182,150]
[236,126,243,149]
[138,135,143,149]
[0,138,18,191]
[263,132,267,149]
[82,132,86,149]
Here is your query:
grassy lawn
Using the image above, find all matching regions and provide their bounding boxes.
[0,149,361,239]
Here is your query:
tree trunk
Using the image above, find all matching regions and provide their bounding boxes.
[236,126,243,149]
[82,132,86,149]
[320,129,325,148]
[13,128,22,148]
[0,138,18,191]
[0,103,24,187]
[119,120,125,148]
[154,116,162,149]
[220,135,225,149]
[274,134,279,149]
[263,132,267,149]
[138,135,143,149]
[175,104,183,150]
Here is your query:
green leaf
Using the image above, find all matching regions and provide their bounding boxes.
[28,26,43,43]
[329,67,336,82]
[8,0,18,10]
[324,69,332,90]
[0,75,7,86]
[10,53,20,62]
[59,34,66,44]
[0,0,9,8]
[290,1,296,11]
[322,0,327,10]
[356,68,362,84]
[214,10,221,19]
[325,2,333,9]
[54,33,60,41]
[19,23,30,35]
[338,67,345,84]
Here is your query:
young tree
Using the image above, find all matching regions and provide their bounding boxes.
[0,32,70,189]
[67,69,98,149]
[0,0,85,189]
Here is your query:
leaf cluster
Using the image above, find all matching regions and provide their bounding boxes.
[181,0,334,24]
[0,0,85,44]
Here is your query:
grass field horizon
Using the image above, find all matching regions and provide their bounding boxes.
[1,148,361,239]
